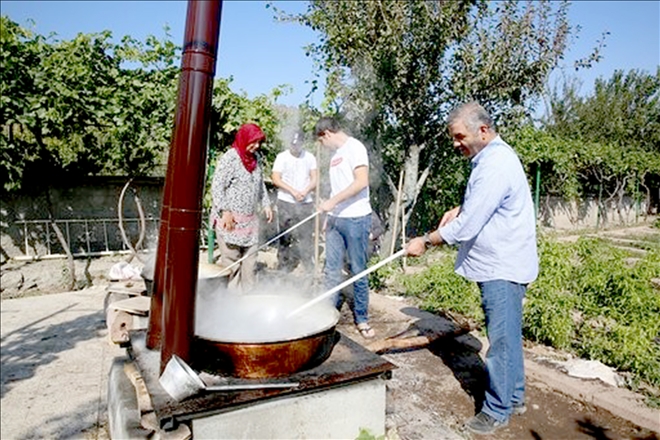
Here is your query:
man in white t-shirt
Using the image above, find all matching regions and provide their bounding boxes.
[315,116,375,339]
[271,131,318,272]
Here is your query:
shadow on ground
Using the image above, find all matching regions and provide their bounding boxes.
[529,417,659,440]
[394,306,488,414]
[0,304,106,398]
[379,305,659,440]
[11,397,105,440]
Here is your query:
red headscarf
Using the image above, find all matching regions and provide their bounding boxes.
[232,123,265,173]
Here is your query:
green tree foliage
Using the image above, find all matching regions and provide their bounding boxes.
[0,16,180,191]
[276,0,580,247]
[209,77,283,170]
[449,0,573,129]
[513,69,660,213]
[547,68,660,152]
[1,16,283,195]
[202,77,284,216]
[1,17,43,191]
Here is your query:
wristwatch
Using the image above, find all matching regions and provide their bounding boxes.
[423,232,433,248]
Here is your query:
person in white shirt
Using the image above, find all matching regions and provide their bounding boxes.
[271,131,318,272]
[315,116,375,339]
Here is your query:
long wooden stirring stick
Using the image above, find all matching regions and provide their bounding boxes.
[222,210,320,274]
[286,249,407,319]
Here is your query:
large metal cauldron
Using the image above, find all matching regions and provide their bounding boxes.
[193,294,340,378]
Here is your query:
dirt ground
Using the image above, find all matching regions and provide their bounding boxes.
[1,251,659,439]
[351,294,659,440]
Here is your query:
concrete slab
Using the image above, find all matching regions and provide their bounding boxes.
[193,378,387,439]
[1,286,124,439]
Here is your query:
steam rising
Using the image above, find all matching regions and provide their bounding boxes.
[194,274,338,344]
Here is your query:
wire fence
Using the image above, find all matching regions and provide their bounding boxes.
[14,218,160,259]
[12,217,219,261]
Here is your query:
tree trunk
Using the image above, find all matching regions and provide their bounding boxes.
[44,188,76,290]
[50,221,76,290]
[380,143,433,257]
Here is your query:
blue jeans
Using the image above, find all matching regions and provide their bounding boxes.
[324,214,371,324]
[478,280,526,423]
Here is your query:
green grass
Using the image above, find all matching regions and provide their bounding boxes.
[400,249,483,322]
[395,234,660,398]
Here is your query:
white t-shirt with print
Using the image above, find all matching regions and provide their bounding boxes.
[272,150,317,204]
[329,137,372,218]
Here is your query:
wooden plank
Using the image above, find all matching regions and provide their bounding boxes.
[110,296,151,315]
[106,281,146,296]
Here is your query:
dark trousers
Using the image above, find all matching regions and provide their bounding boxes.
[276,200,315,272]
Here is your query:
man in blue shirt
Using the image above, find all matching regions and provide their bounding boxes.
[406,102,538,434]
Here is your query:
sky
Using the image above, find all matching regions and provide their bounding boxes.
[2,0,659,109]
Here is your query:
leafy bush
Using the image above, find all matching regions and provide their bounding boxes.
[524,237,577,348]
[397,234,660,389]
[569,242,660,387]
[400,249,483,322]
[529,236,660,387]
[367,255,401,292]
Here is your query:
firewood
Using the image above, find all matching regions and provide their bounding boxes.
[106,309,132,344]
[366,323,477,354]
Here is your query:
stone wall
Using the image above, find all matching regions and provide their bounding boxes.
[1,176,280,262]
[539,196,650,230]
[1,177,164,261]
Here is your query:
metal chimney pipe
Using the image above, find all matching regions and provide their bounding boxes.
[146,145,174,350]
[146,0,222,371]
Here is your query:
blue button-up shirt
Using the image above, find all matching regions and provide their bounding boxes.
[438,136,538,284]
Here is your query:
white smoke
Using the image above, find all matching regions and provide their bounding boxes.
[194,275,337,344]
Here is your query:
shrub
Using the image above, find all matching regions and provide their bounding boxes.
[397,233,660,389]
[524,236,578,348]
[400,249,483,322]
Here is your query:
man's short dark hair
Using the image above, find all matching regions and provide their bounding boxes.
[314,116,341,137]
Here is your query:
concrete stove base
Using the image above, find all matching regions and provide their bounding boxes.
[108,330,393,439]
[193,378,387,439]
[108,357,193,439]
[107,357,151,440]
[108,356,387,439]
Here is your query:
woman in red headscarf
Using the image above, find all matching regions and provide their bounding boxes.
[211,123,273,292]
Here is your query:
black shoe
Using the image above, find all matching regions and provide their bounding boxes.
[465,412,509,435]
[512,403,527,416]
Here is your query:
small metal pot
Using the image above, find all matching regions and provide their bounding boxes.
[142,261,230,296]
[159,354,300,401]
[197,262,230,293]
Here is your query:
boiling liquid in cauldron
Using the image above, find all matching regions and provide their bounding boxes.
[195,289,338,343]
